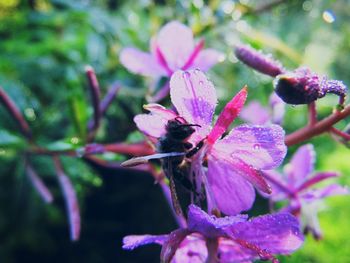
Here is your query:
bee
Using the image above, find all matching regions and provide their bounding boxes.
[122,117,204,215]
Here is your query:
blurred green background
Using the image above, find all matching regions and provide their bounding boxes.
[0,0,349,262]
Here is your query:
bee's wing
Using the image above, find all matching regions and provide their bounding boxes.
[121,152,185,167]
[164,158,184,217]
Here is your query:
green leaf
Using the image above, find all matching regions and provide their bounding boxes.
[0,130,26,149]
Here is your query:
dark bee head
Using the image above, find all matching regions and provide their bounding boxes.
[166,118,200,141]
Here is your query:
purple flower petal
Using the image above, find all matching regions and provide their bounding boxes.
[217,237,257,263]
[123,234,168,250]
[161,228,191,263]
[269,93,285,125]
[134,104,177,138]
[190,49,225,71]
[172,234,208,263]
[301,184,349,202]
[227,213,304,254]
[120,47,166,77]
[187,205,248,238]
[156,21,194,71]
[240,101,271,125]
[170,70,217,141]
[182,39,205,71]
[287,144,315,188]
[214,124,287,170]
[207,156,256,215]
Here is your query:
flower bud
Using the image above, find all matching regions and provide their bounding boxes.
[234,45,285,77]
[274,67,347,105]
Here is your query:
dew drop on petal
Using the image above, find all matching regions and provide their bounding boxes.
[183,71,191,79]
[253,144,260,150]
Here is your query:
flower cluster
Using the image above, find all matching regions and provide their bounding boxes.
[123,205,303,262]
[118,21,349,263]
[263,144,349,240]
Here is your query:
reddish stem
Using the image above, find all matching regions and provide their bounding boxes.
[0,87,32,140]
[87,81,121,130]
[104,142,154,156]
[330,127,350,141]
[285,104,350,146]
[53,156,81,241]
[308,101,317,126]
[85,66,101,141]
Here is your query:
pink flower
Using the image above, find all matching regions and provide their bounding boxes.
[240,93,285,125]
[123,205,303,263]
[120,21,224,78]
[134,69,287,215]
[263,144,349,239]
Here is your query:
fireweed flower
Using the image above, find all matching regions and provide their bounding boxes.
[134,69,287,215]
[235,45,347,105]
[120,21,224,78]
[240,93,285,125]
[123,205,304,263]
[263,144,349,239]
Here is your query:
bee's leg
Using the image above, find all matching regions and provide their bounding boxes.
[168,173,184,217]
[186,140,204,158]
[164,159,184,217]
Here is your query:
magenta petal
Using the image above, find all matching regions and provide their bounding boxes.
[172,234,208,263]
[123,234,168,250]
[190,49,225,71]
[287,144,315,188]
[120,48,166,77]
[240,101,271,125]
[227,213,304,254]
[156,21,194,71]
[134,104,177,138]
[207,156,256,215]
[160,228,191,262]
[187,205,248,238]
[170,70,217,140]
[214,124,287,170]
[297,171,339,192]
[302,184,349,202]
[207,87,247,144]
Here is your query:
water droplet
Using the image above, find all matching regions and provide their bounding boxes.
[183,71,191,79]
[199,80,204,86]
[322,10,335,23]
[253,144,260,150]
